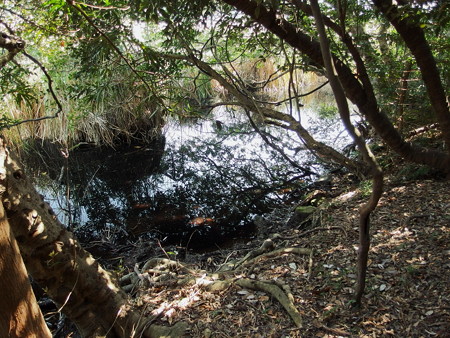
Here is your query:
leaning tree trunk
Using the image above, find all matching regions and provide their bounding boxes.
[0,137,186,337]
[372,0,450,151]
[0,152,51,337]
[179,51,366,175]
[309,0,384,305]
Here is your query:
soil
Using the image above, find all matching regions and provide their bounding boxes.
[43,164,449,337]
[120,175,450,337]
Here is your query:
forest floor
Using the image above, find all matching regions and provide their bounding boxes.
[122,173,450,337]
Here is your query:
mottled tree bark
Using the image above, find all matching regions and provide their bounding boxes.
[0,137,186,337]
[1,28,185,338]
[0,138,134,336]
[0,31,25,68]
[0,204,52,337]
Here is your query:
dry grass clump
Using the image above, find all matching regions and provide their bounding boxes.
[210,58,333,107]
[2,82,165,148]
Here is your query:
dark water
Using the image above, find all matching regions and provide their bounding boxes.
[24,109,349,251]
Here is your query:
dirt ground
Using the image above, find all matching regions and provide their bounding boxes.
[124,177,450,337]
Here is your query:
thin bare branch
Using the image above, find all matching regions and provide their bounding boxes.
[72,1,130,11]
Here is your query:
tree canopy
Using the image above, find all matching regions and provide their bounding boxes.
[1,0,449,167]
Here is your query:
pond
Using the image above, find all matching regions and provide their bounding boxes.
[23,106,353,252]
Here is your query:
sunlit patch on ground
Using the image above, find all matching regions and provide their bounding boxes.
[124,179,450,337]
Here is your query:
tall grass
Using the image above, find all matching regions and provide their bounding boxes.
[209,57,334,107]
[1,55,334,149]
[2,75,165,149]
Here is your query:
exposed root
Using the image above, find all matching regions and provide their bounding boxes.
[120,239,313,330]
[234,247,313,276]
[219,239,275,271]
[235,278,303,328]
[144,321,189,338]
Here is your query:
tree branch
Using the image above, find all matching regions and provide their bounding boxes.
[0,30,63,128]
[372,0,450,152]
[309,0,383,306]
[67,0,166,109]
[0,31,25,68]
[221,0,450,173]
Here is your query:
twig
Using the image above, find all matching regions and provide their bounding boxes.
[71,0,130,10]
[1,22,63,125]
[322,325,351,336]
[246,109,318,176]
[406,123,439,139]
[156,240,171,260]
[1,49,63,128]
[297,226,347,238]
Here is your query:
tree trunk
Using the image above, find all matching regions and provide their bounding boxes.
[0,31,25,68]
[0,137,186,337]
[372,0,450,151]
[220,0,450,173]
[0,200,52,337]
[395,62,413,132]
[309,0,384,306]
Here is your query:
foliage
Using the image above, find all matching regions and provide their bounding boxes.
[359,179,373,198]
[1,0,449,335]
[317,103,338,120]
[396,164,434,181]
[1,0,447,155]
[0,114,21,130]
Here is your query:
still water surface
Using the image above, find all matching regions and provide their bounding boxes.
[26,107,353,250]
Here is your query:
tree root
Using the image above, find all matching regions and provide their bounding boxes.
[230,238,275,270]
[144,321,189,338]
[235,278,303,328]
[141,258,198,274]
[120,238,313,330]
[234,247,313,277]
[120,258,203,294]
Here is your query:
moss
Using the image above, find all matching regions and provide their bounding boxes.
[294,205,316,214]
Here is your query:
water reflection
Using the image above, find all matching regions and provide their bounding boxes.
[24,108,350,250]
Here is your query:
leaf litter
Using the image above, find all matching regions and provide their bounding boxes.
[126,178,450,337]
